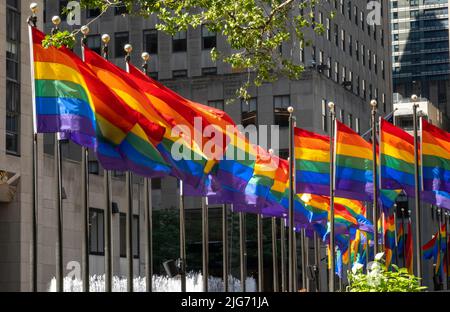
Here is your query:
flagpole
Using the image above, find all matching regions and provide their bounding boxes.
[445,212,449,289]
[179,181,187,292]
[101,34,113,292]
[314,232,321,292]
[411,94,423,281]
[328,102,336,292]
[50,17,64,293]
[272,217,279,292]
[239,211,247,292]
[370,100,379,257]
[287,106,295,292]
[257,214,264,291]
[202,196,209,292]
[301,228,307,291]
[401,208,407,267]
[80,25,90,292]
[222,204,229,292]
[293,229,298,291]
[394,209,399,268]
[141,52,153,292]
[27,3,39,292]
[280,217,286,292]
[124,44,134,293]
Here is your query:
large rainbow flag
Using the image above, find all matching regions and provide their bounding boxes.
[31,27,170,176]
[421,118,450,194]
[295,128,329,195]
[334,120,373,201]
[380,119,415,196]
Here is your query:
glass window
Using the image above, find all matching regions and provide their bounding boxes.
[114,4,128,15]
[202,67,217,76]
[87,35,101,55]
[88,160,99,175]
[202,25,216,50]
[273,95,290,127]
[241,98,258,127]
[86,8,100,18]
[120,213,126,257]
[114,32,129,58]
[89,208,105,255]
[173,69,188,78]
[173,30,187,52]
[143,29,158,54]
[208,100,224,110]
[133,215,140,258]
[322,99,328,132]
[355,118,360,134]
[348,114,353,129]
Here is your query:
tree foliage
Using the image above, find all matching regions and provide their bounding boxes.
[49,0,329,100]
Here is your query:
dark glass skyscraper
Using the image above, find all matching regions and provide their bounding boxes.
[391,0,450,127]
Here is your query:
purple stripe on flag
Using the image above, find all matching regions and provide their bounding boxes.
[423,178,450,194]
[296,183,329,196]
[37,114,96,136]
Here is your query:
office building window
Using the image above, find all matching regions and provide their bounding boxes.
[347,1,351,19]
[88,160,99,175]
[208,100,224,110]
[114,32,129,58]
[202,25,216,50]
[362,80,366,99]
[349,35,352,56]
[326,18,330,41]
[87,34,101,55]
[348,114,353,129]
[173,69,188,78]
[173,30,187,52]
[327,57,331,78]
[360,11,364,30]
[202,67,217,76]
[355,118,360,134]
[381,60,385,79]
[152,178,162,190]
[278,149,289,160]
[356,76,360,95]
[382,93,386,113]
[341,29,345,51]
[334,61,339,82]
[340,109,345,122]
[59,0,68,21]
[361,44,365,65]
[241,98,258,127]
[143,29,158,54]
[89,208,105,255]
[354,6,358,25]
[6,3,20,155]
[322,99,328,132]
[334,24,339,46]
[114,4,128,15]
[368,50,371,70]
[120,214,139,258]
[374,54,377,74]
[355,40,359,61]
[86,8,100,18]
[274,95,290,127]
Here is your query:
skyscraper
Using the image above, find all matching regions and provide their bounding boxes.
[391,0,450,128]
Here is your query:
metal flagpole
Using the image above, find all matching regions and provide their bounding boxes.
[55,132,63,292]
[280,217,286,292]
[293,230,298,291]
[80,25,90,292]
[124,44,134,292]
[394,209,399,268]
[141,52,153,292]
[202,196,209,292]
[328,102,336,292]
[301,229,307,291]
[179,181,187,292]
[272,217,279,292]
[27,3,39,292]
[401,208,407,267]
[50,16,64,293]
[257,214,264,291]
[239,211,247,292]
[370,100,379,257]
[314,232,321,292]
[411,95,423,281]
[101,33,113,292]
[287,106,295,292]
[222,204,229,292]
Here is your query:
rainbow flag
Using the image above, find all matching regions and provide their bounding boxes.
[31,28,170,176]
[380,119,415,196]
[406,219,414,274]
[295,128,330,195]
[384,212,396,269]
[423,233,438,260]
[84,49,219,187]
[334,120,373,201]
[437,223,447,276]
[421,118,450,193]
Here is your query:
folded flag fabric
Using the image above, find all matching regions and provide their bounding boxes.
[421,118,450,193]
[384,212,396,269]
[422,232,438,260]
[380,119,416,196]
[295,128,330,196]
[397,221,405,258]
[31,27,170,176]
[334,120,374,201]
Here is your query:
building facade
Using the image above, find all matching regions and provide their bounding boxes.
[0,0,393,291]
[390,0,450,129]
